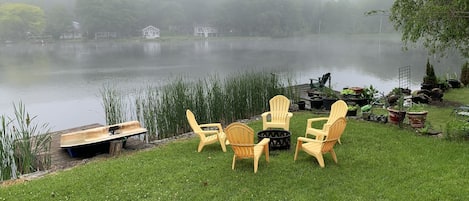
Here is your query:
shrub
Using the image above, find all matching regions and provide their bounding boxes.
[460,61,469,86]
[423,59,437,87]
[444,119,469,141]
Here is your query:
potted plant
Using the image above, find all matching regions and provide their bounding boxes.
[436,76,449,91]
[310,96,323,110]
[347,104,359,116]
[361,85,379,106]
[297,100,306,110]
[407,103,428,128]
[387,94,406,125]
[341,88,368,107]
[341,88,358,99]
[292,87,306,110]
[444,72,461,89]
[321,87,339,110]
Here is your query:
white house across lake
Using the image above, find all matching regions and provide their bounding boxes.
[193,24,218,38]
[142,26,160,39]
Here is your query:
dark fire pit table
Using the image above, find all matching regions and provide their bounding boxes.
[257,129,291,150]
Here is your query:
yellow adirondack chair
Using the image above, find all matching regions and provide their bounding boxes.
[294,117,347,168]
[225,122,270,173]
[186,110,227,152]
[305,100,347,143]
[261,95,293,130]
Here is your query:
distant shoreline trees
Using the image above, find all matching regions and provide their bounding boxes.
[0,3,45,41]
[1,0,397,41]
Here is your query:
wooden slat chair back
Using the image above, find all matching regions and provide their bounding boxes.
[321,117,347,153]
[261,95,293,130]
[324,100,348,128]
[294,117,347,168]
[305,100,348,143]
[225,122,270,173]
[186,109,203,133]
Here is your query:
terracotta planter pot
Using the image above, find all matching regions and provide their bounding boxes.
[407,111,428,128]
[387,107,406,124]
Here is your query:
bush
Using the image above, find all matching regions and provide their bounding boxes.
[444,119,469,141]
[460,61,469,86]
[423,59,437,87]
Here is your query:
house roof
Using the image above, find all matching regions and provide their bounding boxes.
[142,25,159,31]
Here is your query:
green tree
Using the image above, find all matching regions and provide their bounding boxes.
[156,1,187,30]
[75,0,139,38]
[219,0,306,37]
[321,0,356,33]
[423,59,437,87]
[0,3,45,41]
[44,5,73,39]
[390,0,469,58]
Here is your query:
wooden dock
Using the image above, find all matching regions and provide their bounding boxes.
[297,83,316,110]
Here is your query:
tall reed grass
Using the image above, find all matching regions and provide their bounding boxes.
[156,77,191,139]
[101,71,295,141]
[0,115,16,180]
[135,86,159,142]
[0,102,51,181]
[100,85,127,125]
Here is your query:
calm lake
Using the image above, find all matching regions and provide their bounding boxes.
[0,34,464,131]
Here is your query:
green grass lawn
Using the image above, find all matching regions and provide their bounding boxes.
[1,89,469,200]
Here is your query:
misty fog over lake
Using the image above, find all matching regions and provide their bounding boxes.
[0,35,464,131]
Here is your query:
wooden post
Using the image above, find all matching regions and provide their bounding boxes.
[109,140,123,156]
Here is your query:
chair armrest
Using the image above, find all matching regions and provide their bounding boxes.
[199,123,223,131]
[257,138,270,146]
[198,130,219,136]
[261,112,271,122]
[297,137,321,143]
[305,129,327,138]
[306,117,329,129]
[307,117,329,123]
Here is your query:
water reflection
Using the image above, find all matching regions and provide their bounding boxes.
[0,35,464,130]
[143,42,161,56]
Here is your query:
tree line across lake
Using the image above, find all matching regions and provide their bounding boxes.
[0,0,396,41]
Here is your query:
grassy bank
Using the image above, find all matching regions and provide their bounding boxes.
[0,88,469,200]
